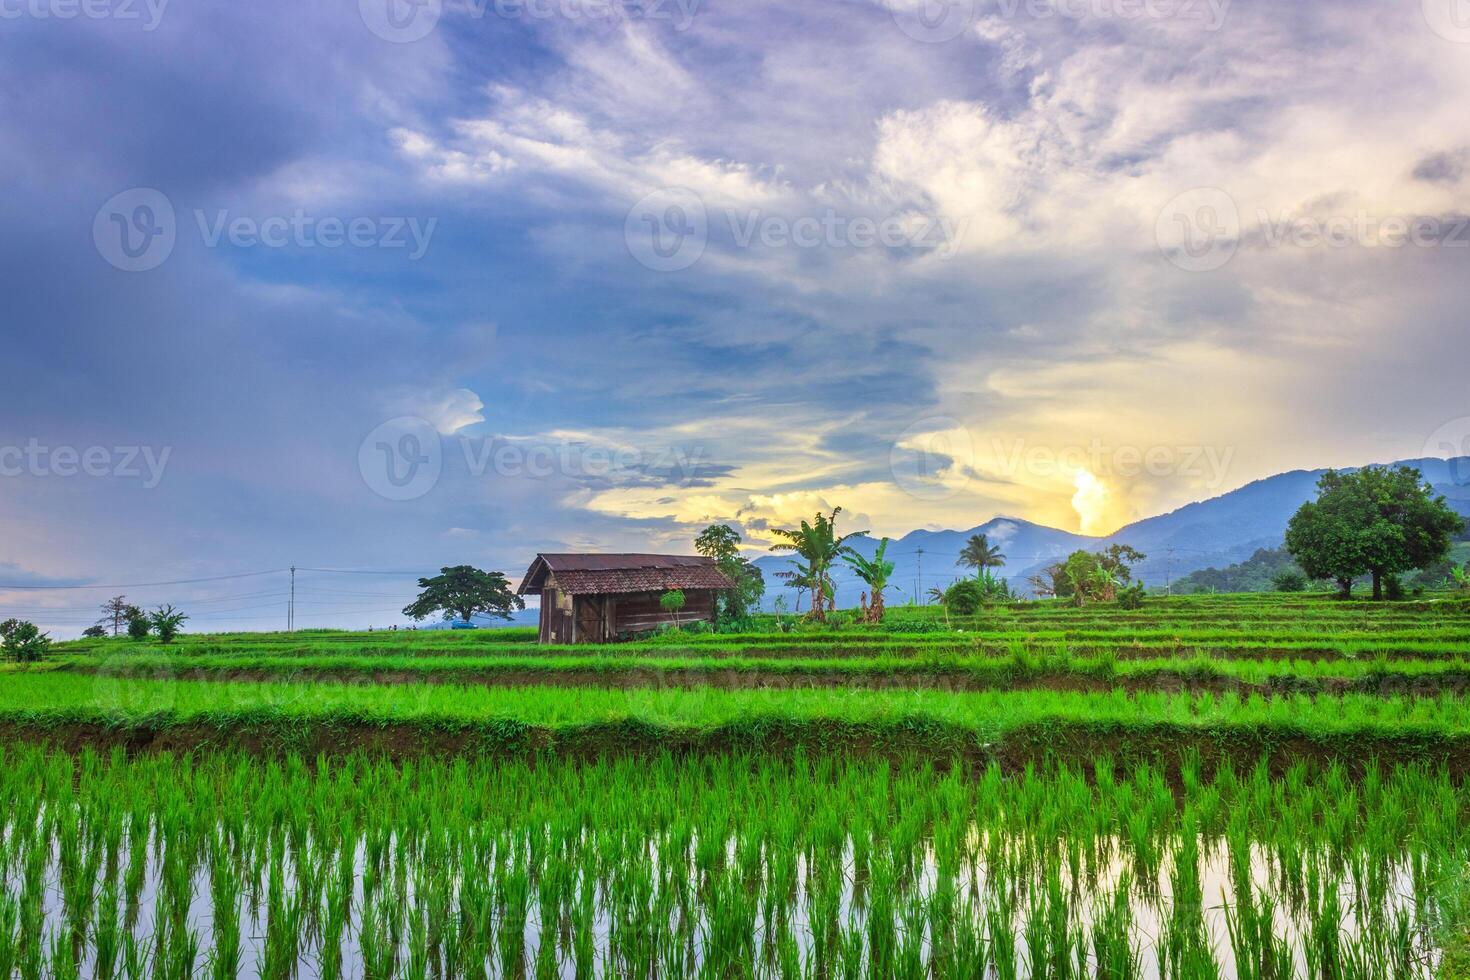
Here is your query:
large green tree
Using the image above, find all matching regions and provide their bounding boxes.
[403,566,525,624]
[1285,466,1464,600]
[694,523,765,622]
[956,533,1006,578]
[769,508,867,622]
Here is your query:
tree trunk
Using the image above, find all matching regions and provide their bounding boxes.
[1371,570,1382,601]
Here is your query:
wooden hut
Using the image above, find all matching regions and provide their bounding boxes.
[517,553,735,644]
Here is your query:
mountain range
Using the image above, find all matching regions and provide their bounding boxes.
[752,456,1470,607]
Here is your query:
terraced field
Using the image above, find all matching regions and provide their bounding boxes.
[4,593,1470,977]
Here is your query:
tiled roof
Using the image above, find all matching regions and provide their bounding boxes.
[517,553,735,595]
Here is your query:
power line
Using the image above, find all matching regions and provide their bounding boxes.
[0,569,286,591]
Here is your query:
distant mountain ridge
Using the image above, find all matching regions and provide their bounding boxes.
[754,456,1470,607]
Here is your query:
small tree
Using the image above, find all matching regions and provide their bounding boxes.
[957,534,1006,579]
[403,566,525,624]
[769,508,867,623]
[695,524,765,622]
[1098,544,1147,584]
[843,538,895,623]
[127,610,152,640]
[97,595,135,637]
[3,620,50,663]
[660,589,686,626]
[83,625,109,639]
[149,606,188,644]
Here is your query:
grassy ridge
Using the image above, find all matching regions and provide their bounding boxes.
[36,648,1470,696]
[6,674,1470,769]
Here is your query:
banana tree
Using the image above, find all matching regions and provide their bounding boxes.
[770,507,868,622]
[843,537,895,623]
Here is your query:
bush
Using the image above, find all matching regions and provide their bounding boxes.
[880,618,949,634]
[127,613,152,641]
[1116,583,1146,610]
[83,625,109,639]
[942,579,986,616]
[1272,570,1308,593]
[1384,575,1406,601]
[2,620,50,663]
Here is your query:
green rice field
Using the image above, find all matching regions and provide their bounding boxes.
[4,593,1470,977]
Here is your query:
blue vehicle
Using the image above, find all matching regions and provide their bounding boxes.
[450,620,478,630]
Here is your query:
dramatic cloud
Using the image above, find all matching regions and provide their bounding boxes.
[2,0,1467,634]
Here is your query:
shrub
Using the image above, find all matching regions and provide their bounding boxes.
[2,620,50,663]
[127,612,152,641]
[82,625,109,639]
[1384,575,1406,601]
[1116,583,1146,610]
[1272,570,1308,593]
[942,579,986,616]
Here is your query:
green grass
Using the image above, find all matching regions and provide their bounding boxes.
[0,746,1460,978]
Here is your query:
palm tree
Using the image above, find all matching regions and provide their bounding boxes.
[843,538,895,623]
[957,533,1006,578]
[770,507,868,622]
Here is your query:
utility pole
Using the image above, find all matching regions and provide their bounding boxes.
[915,547,924,604]
[289,566,296,632]
[1164,548,1174,597]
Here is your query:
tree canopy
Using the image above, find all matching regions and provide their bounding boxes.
[695,523,765,622]
[956,534,1006,577]
[1285,466,1464,599]
[769,508,867,622]
[403,566,525,623]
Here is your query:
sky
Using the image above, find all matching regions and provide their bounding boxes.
[2,0,1468,634]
